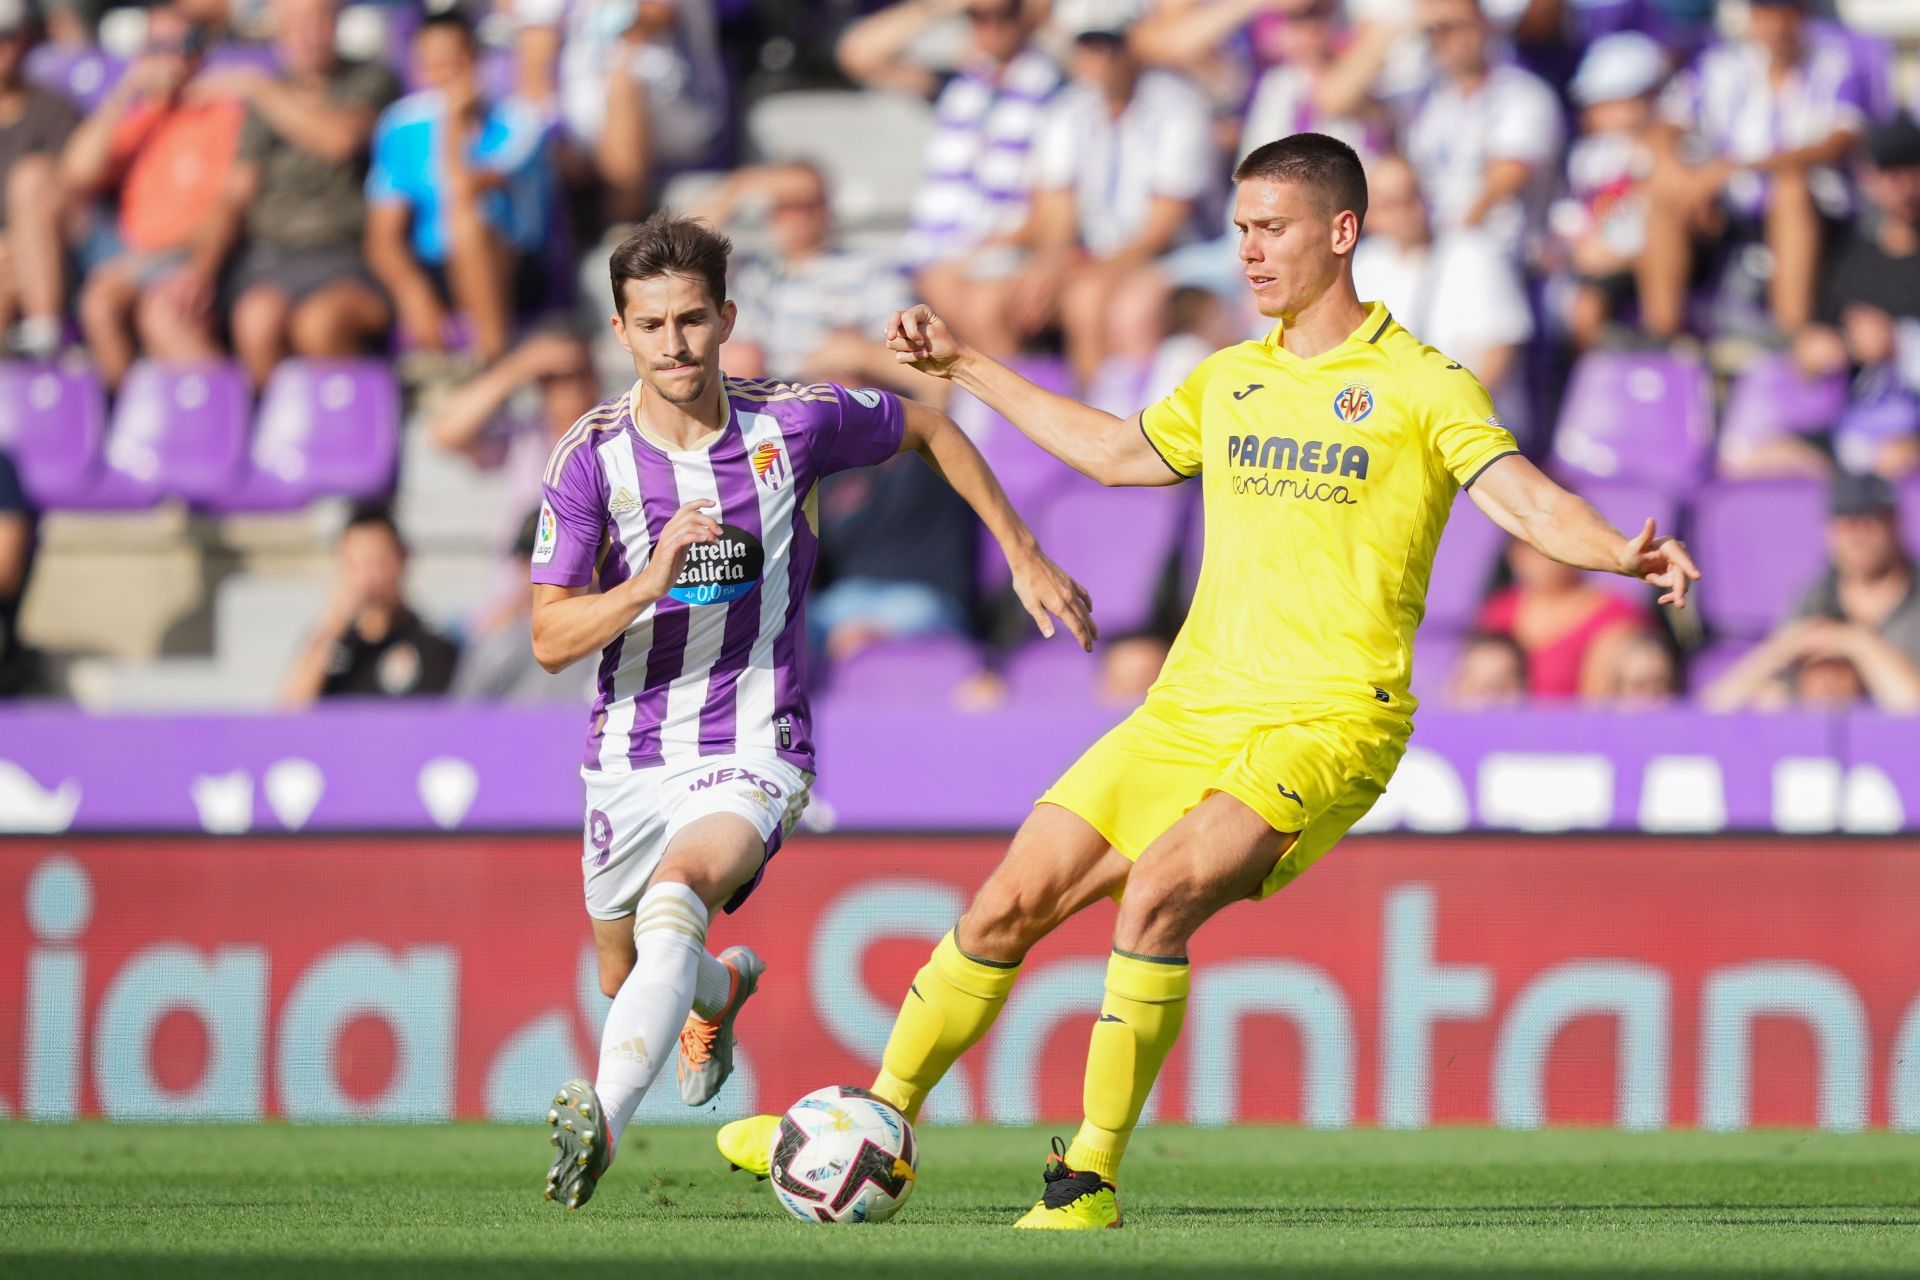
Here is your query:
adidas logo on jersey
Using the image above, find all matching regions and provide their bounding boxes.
[609,487,642,514]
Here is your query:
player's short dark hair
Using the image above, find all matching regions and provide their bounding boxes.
[1234,133,1369,231]
[609,211,732,314]
[343,502,405,554]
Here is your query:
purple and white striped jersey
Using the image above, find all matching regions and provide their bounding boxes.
[531,375,905,773]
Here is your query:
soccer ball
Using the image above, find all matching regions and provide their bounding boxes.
[767,1085,918,1224]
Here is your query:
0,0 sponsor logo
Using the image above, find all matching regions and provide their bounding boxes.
[670,523,766,605]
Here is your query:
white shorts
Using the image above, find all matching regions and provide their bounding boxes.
[580,753,813,921]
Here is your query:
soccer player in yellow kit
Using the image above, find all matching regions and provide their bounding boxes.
[719,133,1701,1227]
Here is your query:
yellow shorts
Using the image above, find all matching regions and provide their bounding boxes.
[1039,695,1411,899]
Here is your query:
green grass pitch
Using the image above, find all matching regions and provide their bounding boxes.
[2,1125,1917,1278]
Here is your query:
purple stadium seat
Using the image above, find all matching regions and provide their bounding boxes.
[1036,484,1188,637]
[1689,479,1828,637]
[73,360,249,509]
[1000,639,1101,704]
[0,362,106,507]
[826,634,985,702]
[214,359,399,511]
[1575,479,1679,605]
[1410,627,1463,703]
[1718,354,1847,466]
[1424,492,1506,630]
[25,45,124,111]
[959,357,1095,595]
[1550,351,1712,490]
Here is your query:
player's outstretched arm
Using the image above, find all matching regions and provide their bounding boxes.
[530,500,721,672]
[885,304,1183,488]
[1467,454,1702,609]
[899,398,1096,650]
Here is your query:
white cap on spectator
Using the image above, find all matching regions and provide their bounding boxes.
[1054,0,1143,40]
[0,0,33,36]
[1569,32,1667,107]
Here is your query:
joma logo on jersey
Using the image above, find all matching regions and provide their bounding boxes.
[1333,385,1375,423]
[1226,435,1370,479]
[751,440,790,491]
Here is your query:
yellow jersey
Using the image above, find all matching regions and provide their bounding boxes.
[1140,300,1518,717]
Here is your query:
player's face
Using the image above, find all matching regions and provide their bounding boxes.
[612,272,737,405]
[1232,177,1357,320]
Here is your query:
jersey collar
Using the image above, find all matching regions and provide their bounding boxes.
[1262,300,1393,366]
[626,378,736,456]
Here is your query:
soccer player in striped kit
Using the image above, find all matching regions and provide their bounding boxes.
[531,213,1093,1211]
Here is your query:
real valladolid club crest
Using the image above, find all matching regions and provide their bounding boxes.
[1333,384,1375,424]
[752,439,791,492]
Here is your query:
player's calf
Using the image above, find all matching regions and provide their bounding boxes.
[677,944,764,1106]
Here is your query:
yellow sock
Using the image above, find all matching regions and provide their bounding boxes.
[870,930,1020,1123]
[1063,949,1190,1184]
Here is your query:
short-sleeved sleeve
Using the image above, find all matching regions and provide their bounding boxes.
[816,385,905,477]
[1485,72,1562,166]
[363,110,404,204]
[1424,361,1520,487]
[1138,354,1211,478]
[530,435,607,587]
[1030,94,1079,191]
[1657,66,1701,132]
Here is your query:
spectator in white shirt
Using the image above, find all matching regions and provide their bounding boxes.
[1545,32,1667,351]
[1400,0,1562,261]
[836,0,1061,357]
[1023,0,1219,380]
[1236,0,1390,164]
[693,162,919,394]
[1353,152,1534,438]
[1638,0,1872,340]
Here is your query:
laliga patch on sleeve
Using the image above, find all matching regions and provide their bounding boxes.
[532,499,558,564]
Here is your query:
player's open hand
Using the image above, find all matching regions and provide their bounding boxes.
[885,304,962,379]
[1009,548,1096,651]
[1620,518,1701,609]
[634,499,722,603]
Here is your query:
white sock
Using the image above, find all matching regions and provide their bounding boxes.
[596,882,708,1153]
[691,949,734,1020]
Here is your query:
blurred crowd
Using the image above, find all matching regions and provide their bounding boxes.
[0,0,1918,714]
